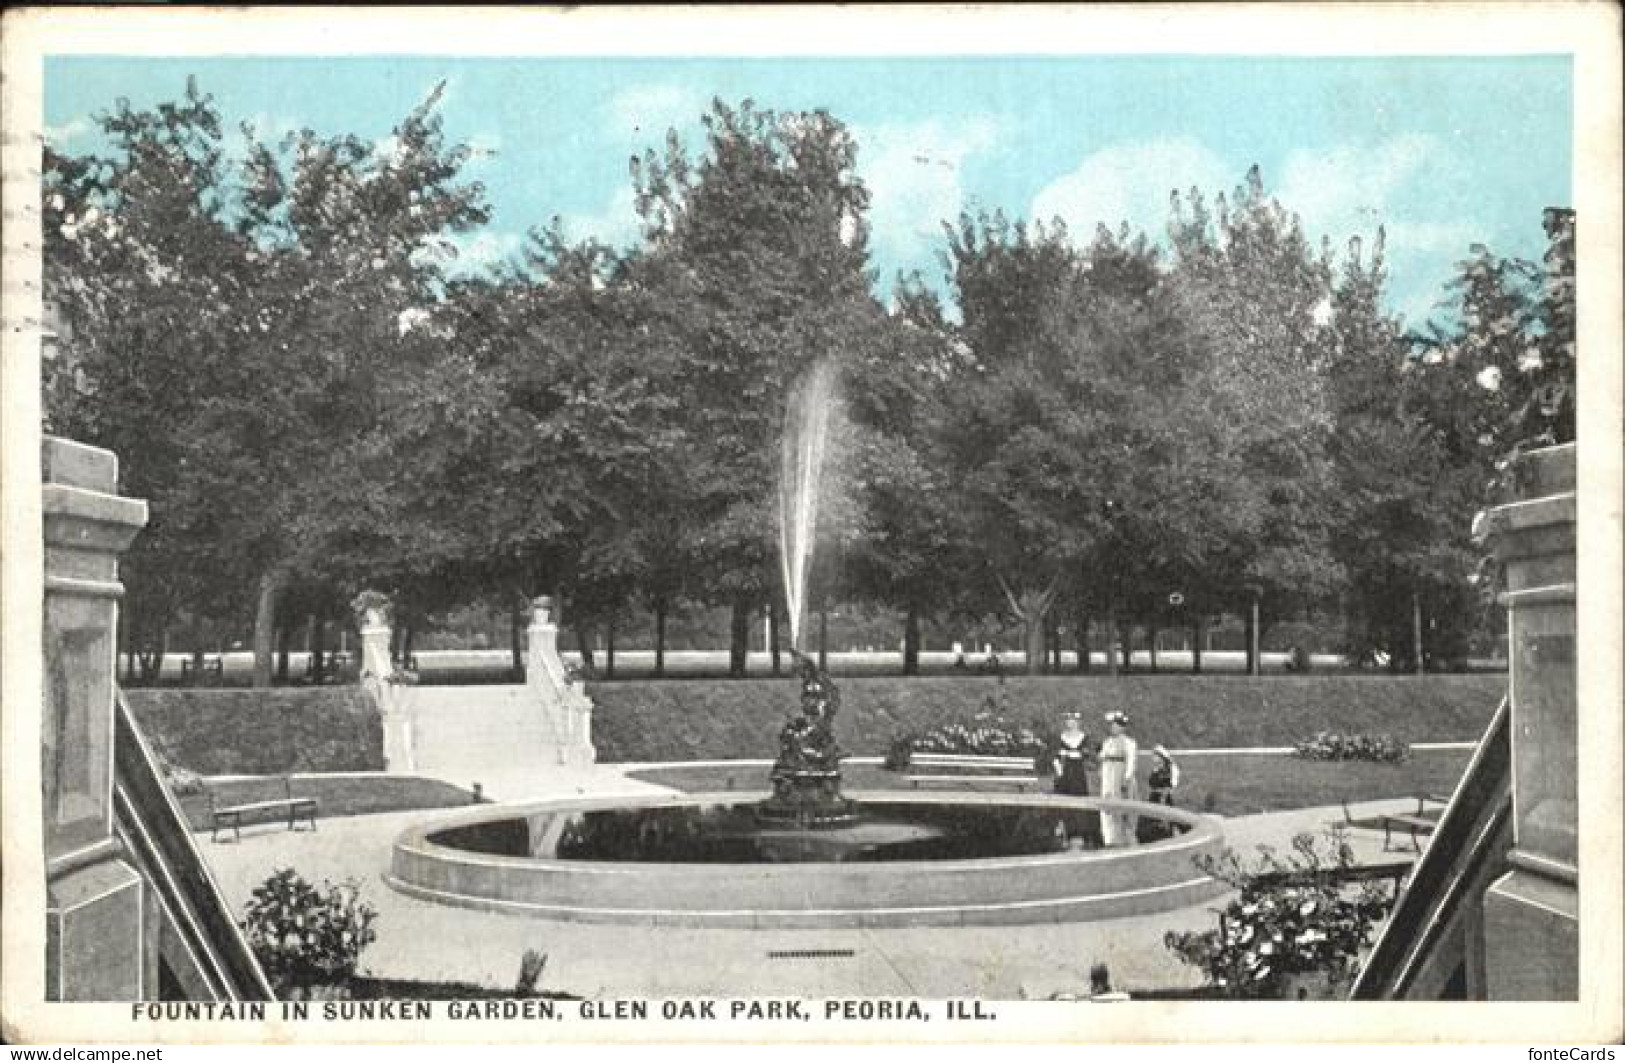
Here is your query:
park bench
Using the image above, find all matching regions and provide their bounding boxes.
[207,776,319,843]
[907,753,1040,789]
[1379,794,1453,852]
[1341,795,1448,853]
[302,650,354,683]
[1252,859,1415,894]
[180,655,223,686]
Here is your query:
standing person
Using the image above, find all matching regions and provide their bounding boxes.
[1089,963,1131,1002]
[1098,711,1139,845]
[1051,712,1092,797]
[1147,745,1181,806]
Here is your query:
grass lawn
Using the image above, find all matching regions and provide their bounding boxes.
[626,748,1474,818]
[175,774,480,832]
[592,674,1503,762]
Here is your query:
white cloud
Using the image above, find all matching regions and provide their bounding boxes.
[373,133,404,166]
[1384,219,1478,258]
[606,83,708,149]
[855,116,1001,272]
[44,118,91,147]
[242,112,302,144]
[1271,136,1479,327]
[1032,137,1233,241]
[557,185,642,251]
[220,113,304,169]
[440,230,524,275]
[1380,220,1480,328]
[1276,134,1439,246]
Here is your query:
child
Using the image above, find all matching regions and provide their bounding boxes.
[1148,744,1181,806]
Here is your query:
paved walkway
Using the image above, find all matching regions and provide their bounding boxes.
[196,764,1425,1000]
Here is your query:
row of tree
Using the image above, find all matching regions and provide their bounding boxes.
[43,81,1576,683]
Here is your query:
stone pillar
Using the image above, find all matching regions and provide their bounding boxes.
[41,437,149,1000]
[352,592,412,772]
[526,596,595,766]
[1476,443,1577,1000]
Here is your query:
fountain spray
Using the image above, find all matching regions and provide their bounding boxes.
[778,360,835,653]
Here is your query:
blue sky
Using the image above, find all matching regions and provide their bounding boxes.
[45,55,1571,326]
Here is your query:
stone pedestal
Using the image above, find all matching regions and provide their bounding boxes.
[41,437,149,1000]
[1476,443,1578,1000]
[526,597,595,767]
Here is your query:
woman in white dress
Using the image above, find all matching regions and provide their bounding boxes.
[1098,711,1138,846]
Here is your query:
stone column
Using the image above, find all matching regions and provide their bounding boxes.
[352,593,412,772]
[1477,443,1577,1000]
[41,437,149,1000]
[526,596,595,766]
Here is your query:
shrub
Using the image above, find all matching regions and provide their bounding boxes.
[241,868,378,998]
[161,762,205,797]
[883,734,915,771]
[1293,731,1408,763]
[515,949,548,997]
[1164,831,1393,999]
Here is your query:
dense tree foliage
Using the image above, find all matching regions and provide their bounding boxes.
[43,83,1575,681]
[626,100,883,675]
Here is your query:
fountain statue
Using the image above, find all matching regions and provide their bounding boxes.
[757,649,857,827]
[756,362,858,828]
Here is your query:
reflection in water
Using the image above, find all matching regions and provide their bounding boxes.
[429,802,1190,865]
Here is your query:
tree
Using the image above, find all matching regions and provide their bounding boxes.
[46,81,493,685]
[1167,168,1343,673]
[839,281,964,674]
[933,213,1229,674]
[44,80,266,676]
[1331,210,1575,671]
[629,99,881,675]
[230,83,491,684]
[1325,231,1486,670]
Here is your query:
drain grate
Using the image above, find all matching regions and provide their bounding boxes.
[767,949,856,960]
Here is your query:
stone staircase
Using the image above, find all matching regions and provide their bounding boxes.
[402,684,558,787]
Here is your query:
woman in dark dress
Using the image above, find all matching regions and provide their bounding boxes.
[1052,713,1092,796]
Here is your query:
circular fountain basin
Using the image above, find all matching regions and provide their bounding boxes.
[386,791,1227,929]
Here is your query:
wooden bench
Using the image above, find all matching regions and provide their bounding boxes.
[1381,795,1450,852]
[208,777,319,842]
[180,656,224,686]
[1253,859,1415,893]
[907,753,1040,789]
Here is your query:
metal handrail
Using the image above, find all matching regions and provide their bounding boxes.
[1349,696,1512,999]
[114,690,275,1000]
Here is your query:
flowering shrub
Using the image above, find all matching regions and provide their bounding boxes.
[241,868,378,997]
[884,710,1054,771]
[1164,831,1392,999]
[1294,731,1408,763]
[160,762,205,797]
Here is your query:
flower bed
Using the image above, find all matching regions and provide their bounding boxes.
[1293,730,1408,763]
[884,705,1054,771]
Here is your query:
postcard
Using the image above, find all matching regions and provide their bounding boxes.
[2,3,1620,1046]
